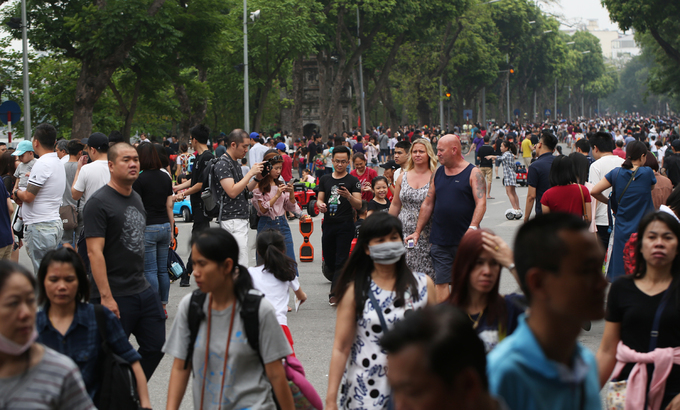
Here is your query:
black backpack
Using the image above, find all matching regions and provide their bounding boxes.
[93,305,141,410]
[199,156,227,219]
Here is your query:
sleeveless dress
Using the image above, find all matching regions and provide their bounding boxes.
[398,172,435,279]
[338,272,429,409]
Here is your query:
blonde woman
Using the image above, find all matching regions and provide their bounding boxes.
[389,138,437,279]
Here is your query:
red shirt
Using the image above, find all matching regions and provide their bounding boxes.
[540,184,590,216]
[350,168,378,202]
[281,153,293,182]
[613,148,626,159]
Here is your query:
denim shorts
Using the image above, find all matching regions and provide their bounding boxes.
[430,243,458,285]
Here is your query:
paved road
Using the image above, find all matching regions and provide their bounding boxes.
[18,147,605,409]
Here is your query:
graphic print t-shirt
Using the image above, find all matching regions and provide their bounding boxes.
[84,185,149,298]
[318,173,361,224]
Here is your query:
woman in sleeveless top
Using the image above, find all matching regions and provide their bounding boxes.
[389,139,438,280]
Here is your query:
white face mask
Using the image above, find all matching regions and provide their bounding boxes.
[369,241,406,265]
[0,328,37,356]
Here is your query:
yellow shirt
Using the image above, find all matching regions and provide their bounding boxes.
[521,138,533,158]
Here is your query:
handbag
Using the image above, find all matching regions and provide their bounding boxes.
[59,204,78,231]
[368,289,395,410]
[605,287,672,408]
[578,184,590,224]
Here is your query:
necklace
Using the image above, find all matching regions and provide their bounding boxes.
[468,311,483,329]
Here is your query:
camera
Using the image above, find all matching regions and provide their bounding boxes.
[261,161,273,177]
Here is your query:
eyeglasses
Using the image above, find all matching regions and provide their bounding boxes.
[333,160,349,165]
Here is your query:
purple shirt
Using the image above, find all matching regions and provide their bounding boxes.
[473,137,484,152]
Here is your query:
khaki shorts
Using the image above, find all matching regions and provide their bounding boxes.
[480,167,493,185]
[523,157,532,167]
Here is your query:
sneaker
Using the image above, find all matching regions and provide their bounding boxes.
[329,295,338,306]
[179,280,190,287]
[514,210,523,220]
[164,309,168,319]
[496,176,500,179]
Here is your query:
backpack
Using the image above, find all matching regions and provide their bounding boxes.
[167,248,186,281]
[93,305,141,410]
[185,289,322,410]
[200,156,228,219]
[314,156,324,170]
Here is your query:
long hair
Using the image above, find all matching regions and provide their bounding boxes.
[502,140,517,155]
[447,229,506,328]
[622,140,647,170]
[257,150,284,194]
[0,152,16,177]
[569,152,590,185]
[136,142,162,171]
[256,229,296,282]
[190,228,252,303]
[633,211,680,280]
[405,138,437,173]
[549,155,577,186]
[334,213,420,318]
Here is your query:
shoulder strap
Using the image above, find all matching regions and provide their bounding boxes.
[239,289,264,355]
[185,289,208,369]
[93,304,110,353]
[649,287,672,351]
[368,288,389,333]
[617,167,639,204]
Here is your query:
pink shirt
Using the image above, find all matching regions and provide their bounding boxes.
[252,185,301,218]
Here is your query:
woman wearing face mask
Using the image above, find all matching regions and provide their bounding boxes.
[326,213,436,410]
[0,260,94,409]
[252,150,301,272]
[35,248,150,407]
[447,230,525,353]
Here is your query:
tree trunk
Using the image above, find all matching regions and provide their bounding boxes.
[108,68,142,143]
[417,96,431,127]
[70,0,167,140]
[382,87,400,133]
[291,56,304,140]
[173,68,208,142]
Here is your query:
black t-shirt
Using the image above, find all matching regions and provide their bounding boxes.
[84,185,149,298]
[213,153,249,221]
[190,150,215,208]
[319,173,361,224]
[607,277,680,398]
[132,170,173,225]
[478,145,495,168]
[664,153,680,186]
[367,199,390,213]
[530,134,539,145]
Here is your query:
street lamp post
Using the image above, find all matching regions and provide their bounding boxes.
[357,8,367,136]
[21,0,31,138]
[439,77,444,130]
[554,78,557,122]
[506,54,510,123]
[243,0,249,133]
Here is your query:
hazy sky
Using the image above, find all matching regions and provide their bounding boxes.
[545,0,620,32]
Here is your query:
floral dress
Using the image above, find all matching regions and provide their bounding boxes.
[398,172,435,279]
[338,272,429,409]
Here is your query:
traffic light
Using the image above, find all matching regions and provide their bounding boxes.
[509,64,515,75]
[445,92,451,98]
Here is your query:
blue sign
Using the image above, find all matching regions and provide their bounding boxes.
[0,101,21,125]
[544,109,551,117]
[557,109,561,114]
[463,110,473,120]
[513,109,520,116]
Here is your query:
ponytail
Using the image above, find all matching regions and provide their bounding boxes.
[622,140,647,170]
[256,229,297,283]
[233,264,254,303]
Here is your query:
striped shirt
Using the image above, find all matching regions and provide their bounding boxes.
[0,346,94,409]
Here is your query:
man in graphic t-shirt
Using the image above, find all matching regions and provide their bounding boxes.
[84,142,165,380]
[14,124,66,273]
[317,146,362,305]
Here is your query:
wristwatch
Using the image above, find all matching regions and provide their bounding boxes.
[507,263,516,271]
[468,225,478,230]
[13,189,18,199]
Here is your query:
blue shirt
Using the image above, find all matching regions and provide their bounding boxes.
[527,153,555,215]
[487,315,601,410]
[37,302,141,400]
[0,182,12,248]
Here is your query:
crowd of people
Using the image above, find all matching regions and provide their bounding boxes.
[2,115,680,410]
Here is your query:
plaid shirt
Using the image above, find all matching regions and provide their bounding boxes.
[501,151,517,186]
[37,302,141,400]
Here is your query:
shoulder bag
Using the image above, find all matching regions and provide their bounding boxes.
[578,184,590,224]
[605,288,672,408]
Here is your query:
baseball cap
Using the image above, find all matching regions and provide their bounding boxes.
[671,139,680,151]
[276,142,286,151]
[86,132,109,150]
[250,132,259,139]
[12,140,34,156]
[380,160,399,170]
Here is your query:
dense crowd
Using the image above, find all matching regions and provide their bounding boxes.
[1,116,680,410]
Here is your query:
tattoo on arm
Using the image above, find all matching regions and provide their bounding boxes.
[473,170,485,199]
[26,183,41,196]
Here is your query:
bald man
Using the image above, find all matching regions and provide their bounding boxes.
[406,135,486,302]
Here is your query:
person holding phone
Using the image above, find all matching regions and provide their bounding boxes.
[251,150,301,275]
[318,146,363,305]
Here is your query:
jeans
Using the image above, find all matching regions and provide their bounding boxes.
[257,216,298,276]
[184,216,211,280]
[144,223,171,304]
[91,286,165,380]
[322,220,355,294]
[25,220,63,274]
[220,218,250,267]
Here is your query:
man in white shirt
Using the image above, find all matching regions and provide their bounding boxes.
[14,124,66,273]
[588,131,624,250]
[72,132,110,236]
[72,132,110,207]
[56,139,70,164]
[248,132,268,165]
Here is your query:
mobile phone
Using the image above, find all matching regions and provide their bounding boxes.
[338,182,346,189]
[407,239,415,249]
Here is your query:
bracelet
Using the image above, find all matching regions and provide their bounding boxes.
[468,225,478,230]
[507,263,516,271]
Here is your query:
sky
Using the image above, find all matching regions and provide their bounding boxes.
[544,0,620,32]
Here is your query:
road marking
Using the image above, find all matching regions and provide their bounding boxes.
[492,201,505,205]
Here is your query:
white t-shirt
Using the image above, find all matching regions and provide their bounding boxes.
[389,138,397,149]
[72,160,110,206]
[249,143,268,165]
[588,154,624,226]
[60,155,69,164]
[23,152,66,225]
[248,265,299,326]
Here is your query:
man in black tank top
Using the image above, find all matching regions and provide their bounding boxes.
[405,135,487,302]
